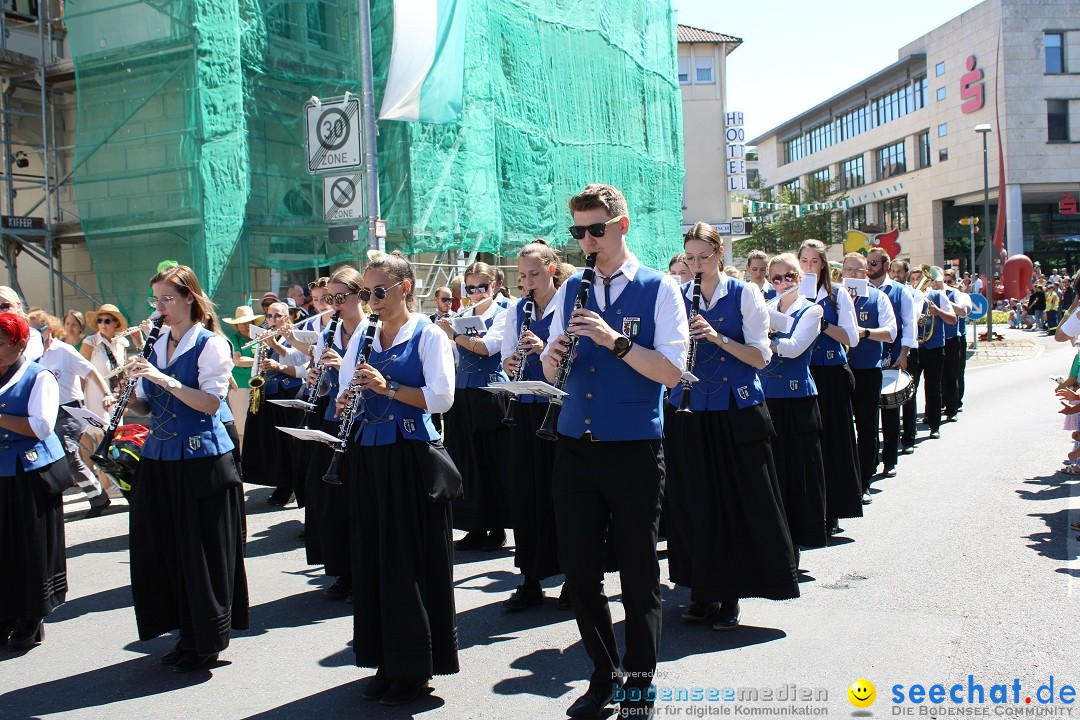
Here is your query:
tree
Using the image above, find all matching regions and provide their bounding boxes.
[732,176,848,258]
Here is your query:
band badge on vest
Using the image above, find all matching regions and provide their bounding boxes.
[24,449,38,463]
[188,436,202,451]
[826,350,835,360]
[403,419,416,434]
[489,373,500,384]
[789,380,799,391]
[621,317,642,338]
[859,311,869,322]
[737,386,750,400]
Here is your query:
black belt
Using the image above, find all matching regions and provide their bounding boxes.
[61,400,85,408]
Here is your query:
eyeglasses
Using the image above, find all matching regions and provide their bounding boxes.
[685,252,716,264]
[464,284,490,295]
[148,296,177,307]
[96,317,115,325]
[770,272,798,285]
[357,281,404,303]
[266,313,286,319]
[321,291,358,305]
[568,215,625,240]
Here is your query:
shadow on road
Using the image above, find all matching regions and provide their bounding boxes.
[246,519,306,558]
[243,678,446,718]
[65,531,130,559]
[1023,508,1080,562]
[48,584,133,623]
[1016,472,1079,502]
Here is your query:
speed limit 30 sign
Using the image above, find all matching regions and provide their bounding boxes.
[305,96,362,174]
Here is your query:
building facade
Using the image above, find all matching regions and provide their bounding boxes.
[750,0,1080,272]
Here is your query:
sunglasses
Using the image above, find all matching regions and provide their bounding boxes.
[770,272,798,285]
[96,317,115,325]
[320,291,358,305]
[568,215,624,240]
[464,284,490,295]
[358,280,404,303]
[436,296,453,303]
[868,259,882,267]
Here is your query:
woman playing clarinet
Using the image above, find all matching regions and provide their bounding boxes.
[665,224,798,632]
[126,265,248,673]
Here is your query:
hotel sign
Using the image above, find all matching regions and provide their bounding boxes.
[725,112,748,191]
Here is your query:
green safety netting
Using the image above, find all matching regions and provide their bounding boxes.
[66,0,683,320]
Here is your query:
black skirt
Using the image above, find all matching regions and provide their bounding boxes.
[445,387,511,531]
[241,393,299,495]
[663,404,798,601]
[765,396,828,549]
[302,401,351,577]
[129,453,249,656]
[508,401,560,581]
[347,438,459,678]
[0,461,67,619]
[809,364,864,520]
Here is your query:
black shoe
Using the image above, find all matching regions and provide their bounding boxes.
[861,492,873,505]
[680,601,720,623]
[85,495,111,518]
[503,583,543,611]
[944,415,957,423]
[158,640,187,666]
[712,599,740,631]
[0,617,15,646]
[361,668,393,701]
[827,518,841,536]
[379,676,433,706]
[929,430,941,439]
[881,466,897,478]
[567,684,615,718]
[172,651,218,673]
[325,576,352,601]
[482,529,506,551]
[266,492,292,506]
[454,531,486,551]
[7,619,43,650]
[900,445,914,455]
[556,584,572,611]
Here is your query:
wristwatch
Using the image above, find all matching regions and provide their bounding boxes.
[613,335,632,359]
[164,377,180,391]
[821,319,831,330]
[860,328,870,340]
[719,335,730,345]
[386,380,400,400]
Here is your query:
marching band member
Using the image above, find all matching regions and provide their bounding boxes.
[870,251,917,473]
[895,261,923,452]
[915,267,957,439]
[666,224,797,632]
[302,267,365,601]
[761,253,827,555]
[126,265,248,673]
[337,252,459,706]
[499,241,570,611]
[841,254,897,496]
[0,312,68,651]
[746,250,769,295]
[799,239,864,523]
[0,288,44,362]
[438,262,511,552]
[668,253,693,284]
[541,184,688,719]
[242,301,306,506]
[941,270,971,422]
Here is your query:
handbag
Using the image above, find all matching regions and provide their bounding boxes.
[416,441,463,503]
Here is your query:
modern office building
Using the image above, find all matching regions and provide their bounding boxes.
[750,0,1080,271]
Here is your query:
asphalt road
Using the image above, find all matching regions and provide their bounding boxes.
[1,326,1077,719]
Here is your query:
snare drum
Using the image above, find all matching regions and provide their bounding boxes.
[879,369,914,410]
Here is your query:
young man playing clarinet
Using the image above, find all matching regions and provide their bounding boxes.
[542,184,689,719]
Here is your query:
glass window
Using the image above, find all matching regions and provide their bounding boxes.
[914,76,927,110]
[678,56,690,84]
[880,196,909,232]
[268,3,291,39]
[846,206,867,231]
[840,156,865,190]
[695,55,714,84]
[1048,99,1069,143]
[1046,33,1065,74]
[877,141,907,180]
[919,131,931,169]
[781,178,802,201]
[935,61,946,76]
[936,87,947,101]
[937,123,948,137]
[939,148,949,162]
[307,2,329,50]
[811,168,830,185]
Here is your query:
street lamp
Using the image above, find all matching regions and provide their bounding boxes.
[975,123,993,341]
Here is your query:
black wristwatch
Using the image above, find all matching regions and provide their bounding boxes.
[860,328,870,340]
[613,335,632,359]
[821,319,831,330]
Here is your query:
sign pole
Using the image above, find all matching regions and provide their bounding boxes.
[357,0,380,252]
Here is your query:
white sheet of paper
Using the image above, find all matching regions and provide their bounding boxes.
[799,274,818,298]
[267,399,317,410]
[680,371,700,383]
[843,277,870,298]
[769,309,794,334]
[276,426,341,445]
[249,326,267,340]
[482,380,568,398]
[451,316,487,337]
[63,405,109,432]
[291,329,320,345]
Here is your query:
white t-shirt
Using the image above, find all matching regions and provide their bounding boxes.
[39,340,97,404]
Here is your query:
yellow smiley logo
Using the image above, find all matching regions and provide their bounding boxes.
[848,679,876,708]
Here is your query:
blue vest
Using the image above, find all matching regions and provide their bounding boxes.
[557,268,666,441]
[141,329,235,461]
[455,303,508,389]
[0,362,65,475]
[879,281,908,364]
[761,299,819,399]
[265,342,303,396]
[810,288,847,367]
[943,289,960,340]
[321,325,348,424]
[763,286,776,302]
[920,290,948,350]
[219,395,234,423]
[514,298,554,405]
[355,317,441,446]
[667,277,764,411]
[847,287,885,370]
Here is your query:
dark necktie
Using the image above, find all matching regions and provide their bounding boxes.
[600,271,623,309]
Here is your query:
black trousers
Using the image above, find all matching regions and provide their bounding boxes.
[958,334,968,408]
[919,346,945,433]
[902,349,921,447]
[943,337,962,417]
[552,435,664,692]
[851,368,882,489]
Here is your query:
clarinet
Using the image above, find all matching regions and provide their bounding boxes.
[501,291,535,427]
[676,273,703,414]
[323,313,379,485]
[90,317,165,465]
[298,312,341,429]
[536,253,597,441]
